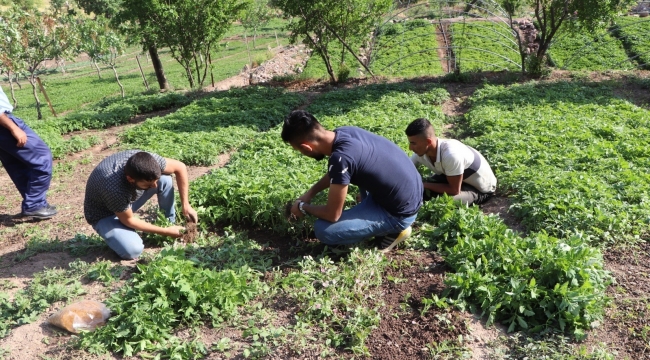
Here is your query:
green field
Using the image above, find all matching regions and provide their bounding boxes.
[548,27,635,70]
[370,20,445,77]
[450,21,521,72]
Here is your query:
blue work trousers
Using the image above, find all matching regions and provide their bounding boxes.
[314,190,417,246]
[0,113,53,212]
[92,175,176,260]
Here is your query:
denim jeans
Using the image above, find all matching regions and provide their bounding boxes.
[314,191,417,246]
[92,175,176,259]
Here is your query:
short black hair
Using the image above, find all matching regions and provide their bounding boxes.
[281,110,322,144]
[125,152,161,181]
[405,118,433,137]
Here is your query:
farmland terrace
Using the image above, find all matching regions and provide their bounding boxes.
[1,21,650,359]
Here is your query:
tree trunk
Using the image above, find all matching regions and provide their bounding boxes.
[111,65,125,98]
[93,60,102,79]
[28,74,42,120]
[8,73,17,108]
[148,45,170,91]
[245,33,252,66]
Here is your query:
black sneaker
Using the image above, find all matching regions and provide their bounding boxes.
[21,204,58,219]
[377,226,412,253]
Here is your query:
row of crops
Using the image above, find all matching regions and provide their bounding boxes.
[302,16,650,79]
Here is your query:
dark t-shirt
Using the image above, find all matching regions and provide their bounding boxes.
[328,126,423,217]
[84,150,166,225]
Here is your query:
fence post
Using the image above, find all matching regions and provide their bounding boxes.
[136,55,150,91]
[36,77,57,117]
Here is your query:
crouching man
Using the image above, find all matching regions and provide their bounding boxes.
[84,150,198,259]
[406,118,496,205]
[283,110,423,252]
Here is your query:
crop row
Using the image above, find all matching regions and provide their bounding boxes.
[612,17,650,69]
[415,197,611,339]
[449,21,520,72]
[371,20,445,77]
[120,86,305,166]
[464,81,650,244]
[548,26,635,70]
[23,92,191,159]
[190,82,449,233]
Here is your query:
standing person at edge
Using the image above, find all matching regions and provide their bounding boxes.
[282,110,423,252]
[0,86,57,219]
[406,118,497,205]
[84,150,198,260]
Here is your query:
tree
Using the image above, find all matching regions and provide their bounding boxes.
[78,16,127,96]
[241,0,273,49]
[15,8,79,119]
[0,6,28,108]
[76,0,170,91]
[118,0,248,89]
[272,0,392,83]
[74,0,123,19]
[502,0,633,75]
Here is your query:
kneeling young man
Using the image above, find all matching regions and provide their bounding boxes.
[283,110,423,252]
[84,150,198,259]
[406,118,496,205]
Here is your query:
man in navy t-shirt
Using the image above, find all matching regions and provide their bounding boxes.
[282,110,423,252]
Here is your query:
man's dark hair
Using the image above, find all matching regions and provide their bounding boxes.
[405,118,434,137]
[281,110,323,144]
[125,152,162,181]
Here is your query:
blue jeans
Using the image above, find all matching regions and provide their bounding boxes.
[92,175,176,259]
[314,191,417,246]
[0,113,53,212]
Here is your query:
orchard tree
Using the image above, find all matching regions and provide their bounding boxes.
[74,0,123,19]
[78,17,127,96]
[272,0,392,83]
[118,0,248,89]
[0,6,28,108]
[502,0,633,75]
[15,8,79,119]
[78,0,171,91]
[241,0,273,48]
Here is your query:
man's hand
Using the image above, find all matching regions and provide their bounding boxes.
[183,205,198,223]
[166,225,186,238]
[291,199,305,219]
[11,128,27,147]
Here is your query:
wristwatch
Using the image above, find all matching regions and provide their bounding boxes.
[298,201,307,215]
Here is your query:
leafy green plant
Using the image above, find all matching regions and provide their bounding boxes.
[0,267,85,338]
[79,247,261,357]
[417,198,613,339]
[278,249,387,354]
[86,261,126,285]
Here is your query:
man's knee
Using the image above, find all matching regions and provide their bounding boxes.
[121,242,144,260]
[103,228,144,259]
[158,175,173,191]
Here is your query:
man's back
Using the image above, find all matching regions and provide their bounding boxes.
[329,126,423,217]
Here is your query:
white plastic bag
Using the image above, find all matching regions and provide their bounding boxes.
[47,300,111,333]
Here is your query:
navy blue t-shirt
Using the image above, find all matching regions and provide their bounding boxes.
[328,126,423,217]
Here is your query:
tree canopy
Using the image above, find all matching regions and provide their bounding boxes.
[273,0,392,82]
